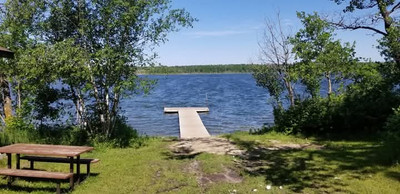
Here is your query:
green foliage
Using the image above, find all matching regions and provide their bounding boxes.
[67,126,90,146]
[0,0,195,144]
[108,116,140,148]
[291,12,357,98]
[40,0,195,139]
[253,65,284,106]
[332,0,397,13]
[382,106,400,163]
[0,117,35,145]
[338,82,399,133]
[87,115,142,148]
[331,0,400,66]
[274,97,340,135]
[271,60,400,136]
[378,23,400,64]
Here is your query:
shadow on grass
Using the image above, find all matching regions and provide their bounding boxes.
[232,138,386,192]
[385,171,400,181]
[0,173,99,193]
[0,184,57,193]
[161,151,201,160]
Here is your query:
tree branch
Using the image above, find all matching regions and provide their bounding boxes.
[330,21,387,36]
[389,2,400,15]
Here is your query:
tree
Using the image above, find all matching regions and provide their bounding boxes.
[0,0,195,141]
[0,46,13,121]
[253,13,297,107]
[291,12,357,98]
[41,0,195,139]
[0,0,48,124]
[330,0,400,65]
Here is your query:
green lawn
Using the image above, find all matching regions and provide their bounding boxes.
[0,133,398,193]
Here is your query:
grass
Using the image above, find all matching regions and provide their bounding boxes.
[0,133,398,193]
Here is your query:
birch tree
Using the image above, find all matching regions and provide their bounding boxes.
[42,0,195,139]
[291,12,356,98]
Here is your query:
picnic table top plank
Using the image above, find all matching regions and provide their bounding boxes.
[0,144,93,157]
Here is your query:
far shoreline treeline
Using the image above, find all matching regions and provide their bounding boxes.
[138,64,259,74]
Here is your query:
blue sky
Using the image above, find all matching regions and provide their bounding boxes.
[156,0,384,66]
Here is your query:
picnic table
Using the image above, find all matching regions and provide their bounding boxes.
[0,144,94,192]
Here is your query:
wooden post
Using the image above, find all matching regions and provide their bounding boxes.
[69,156,74,188]
[87,163,90,176]
[6,153,11,186]
[56,182,61,194]
[16,154,20,169]
[6,153,11,169]
[76,155,80,184]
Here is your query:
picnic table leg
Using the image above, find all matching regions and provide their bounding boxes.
[6,153,12,186]
[76,155,80,184]
[16,154,20,169]
[56,181,61,194]
[69,156,74,189]
[6,153,11,169]
[87,163,90,176]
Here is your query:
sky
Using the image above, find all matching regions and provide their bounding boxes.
[155,0,385,66]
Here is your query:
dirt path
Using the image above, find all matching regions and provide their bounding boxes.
[169,137,244,156]
[169,137,323,156]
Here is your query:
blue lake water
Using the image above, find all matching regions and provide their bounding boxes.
[120,74,274,136]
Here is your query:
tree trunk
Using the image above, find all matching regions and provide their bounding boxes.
[0,74,12,119]
[109,90,121,138]
[283,78,295,107]
[326,72,332,97]
[377,0,400,66]
[17,81,21,109]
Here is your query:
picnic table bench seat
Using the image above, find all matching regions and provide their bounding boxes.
[20,156,99,175]
[0,168,73,194]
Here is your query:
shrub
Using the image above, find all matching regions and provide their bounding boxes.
[273,97,334,135]
[67,126,89,146]
[0,117,36,145]
[382,106,400,164]
[89,115,142,148]
[110,116,139,148]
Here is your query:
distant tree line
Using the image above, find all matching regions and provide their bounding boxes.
[139,64,258,74]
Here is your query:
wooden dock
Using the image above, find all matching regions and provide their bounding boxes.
[164,107,210,138]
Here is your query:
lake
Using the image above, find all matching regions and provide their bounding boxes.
[120,74,274,136]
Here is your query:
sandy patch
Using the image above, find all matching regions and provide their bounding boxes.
[169,137,244,156]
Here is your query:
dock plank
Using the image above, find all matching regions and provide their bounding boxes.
[164,107,210,138]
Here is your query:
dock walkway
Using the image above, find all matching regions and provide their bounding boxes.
[164,107,210,138]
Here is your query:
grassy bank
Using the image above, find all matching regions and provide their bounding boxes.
[0,132,398,193]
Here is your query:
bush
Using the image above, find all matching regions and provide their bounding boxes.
[89,115,144,148]
[337,81,400,134]
[67,126,89,146]
[273,97,336,135]
[110,116,139,148]
[0,117,36,145]
[382,106,400,164]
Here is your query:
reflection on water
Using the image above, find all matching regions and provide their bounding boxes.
[120,74,274,136]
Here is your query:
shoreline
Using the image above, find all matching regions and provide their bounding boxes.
[137,72,253,76]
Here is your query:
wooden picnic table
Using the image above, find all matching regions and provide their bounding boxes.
[0,144,93,185]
